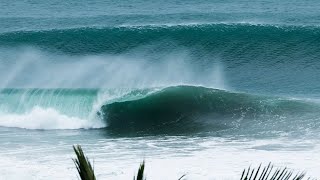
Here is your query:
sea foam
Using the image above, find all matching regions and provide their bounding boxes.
[0,106,106,130]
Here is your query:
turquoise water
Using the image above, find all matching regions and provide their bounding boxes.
[1,0,320,179]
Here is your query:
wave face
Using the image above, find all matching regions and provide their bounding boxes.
[101,86,320,134]
[1,86,320,134]
[1,24,320,56]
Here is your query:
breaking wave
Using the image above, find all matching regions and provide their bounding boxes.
[101,86,320,133]
[1,86,319,134]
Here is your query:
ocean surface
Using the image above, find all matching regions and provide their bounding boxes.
[1,0,320,179]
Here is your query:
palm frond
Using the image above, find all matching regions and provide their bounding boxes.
[178,174,186,180]
[134,160,146,180]
[70,145,311,180]
[73,145,96,180]
[240,163,306,180]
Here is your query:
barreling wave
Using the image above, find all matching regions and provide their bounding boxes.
[1,23,320,55]
[0,86,319,133]
[100,86,320,133]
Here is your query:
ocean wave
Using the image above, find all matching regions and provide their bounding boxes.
[0,86,319,133]
[100,86,320,133]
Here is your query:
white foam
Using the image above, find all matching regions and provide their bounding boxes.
[0,137,319,180]
[0,106,106,130]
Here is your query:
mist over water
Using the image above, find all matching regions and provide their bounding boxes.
[0,47,227,89]
[1,24,320,96]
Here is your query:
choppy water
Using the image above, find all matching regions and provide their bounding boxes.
[1,0,320,179]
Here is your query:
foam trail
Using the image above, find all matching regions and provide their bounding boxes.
[0,106,105,130]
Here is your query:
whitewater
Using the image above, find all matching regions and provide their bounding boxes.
[1,0,320,179]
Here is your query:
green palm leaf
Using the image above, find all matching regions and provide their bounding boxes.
[240,163,306,180]
[73,145,96,180]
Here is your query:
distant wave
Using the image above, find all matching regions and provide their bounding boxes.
[1,24,320,55]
